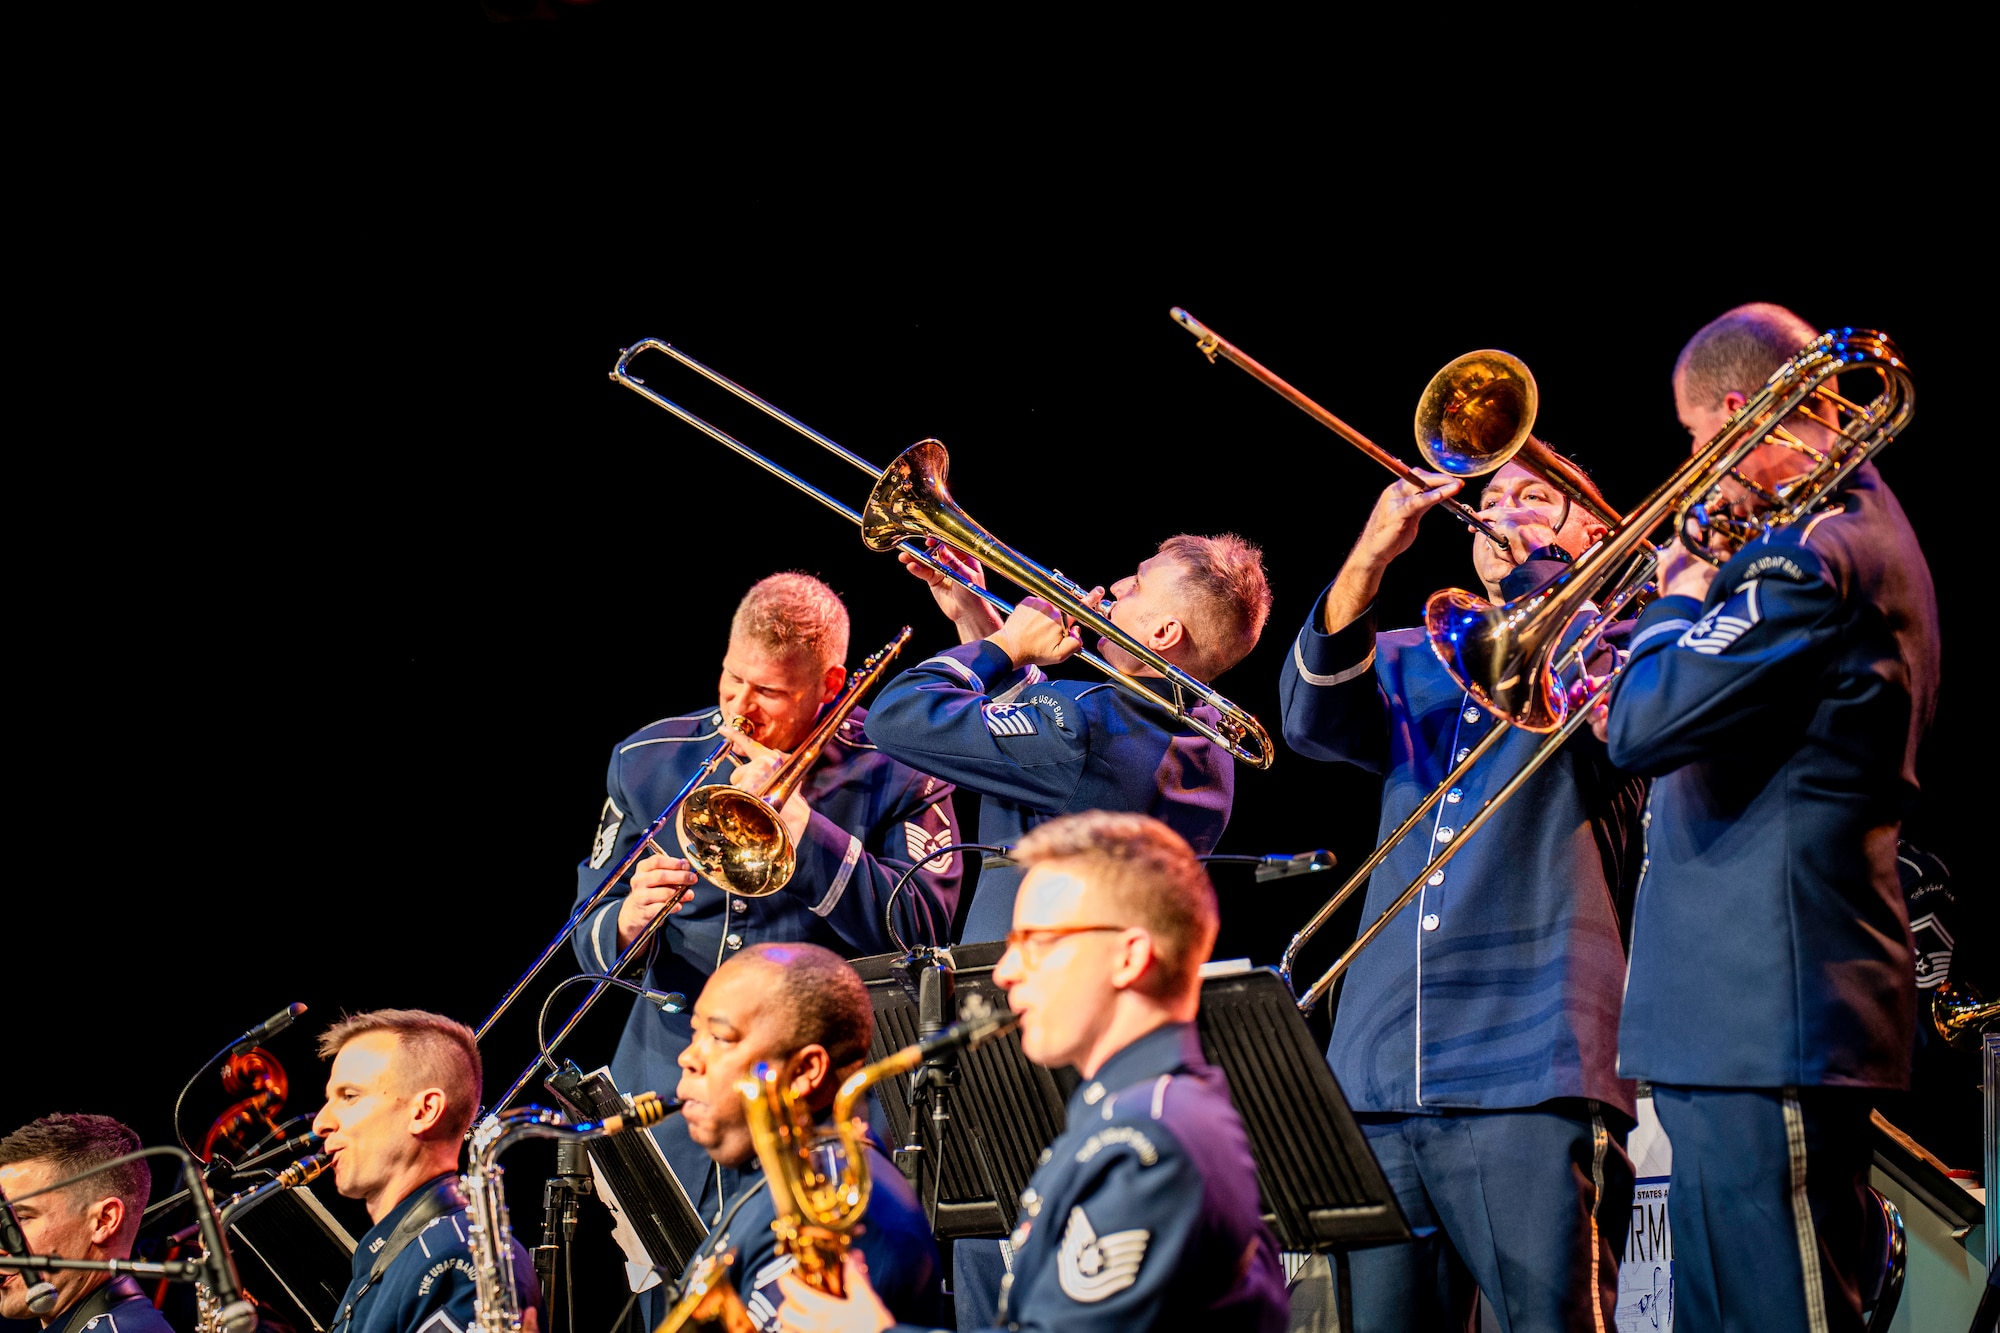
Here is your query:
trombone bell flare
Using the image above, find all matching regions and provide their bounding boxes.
[1413,351,1540,478]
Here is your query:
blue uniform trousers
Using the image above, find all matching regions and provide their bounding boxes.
[1650,1086,1873,1333]
[1346,1103,1632,1333]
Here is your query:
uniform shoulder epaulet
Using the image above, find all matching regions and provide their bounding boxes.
[619,709,727,754]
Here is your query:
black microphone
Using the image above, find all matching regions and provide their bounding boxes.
[1199,850,1338,882]
[230,1003,307,1055]
[181,1160,255,1333]
[0,1197,59,1316]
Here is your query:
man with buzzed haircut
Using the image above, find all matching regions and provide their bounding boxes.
[773,811,1288,1333]
[575,571,961,1229]
[1,1114,172,1333]
[1601,303,1940,1332]
[870,534,1272,945]
[669,942,941,1331]
[312,1009,541,1333]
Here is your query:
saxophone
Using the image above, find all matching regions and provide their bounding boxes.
[192,1151,332,1333]
[464,1094,672,1333]
[657,1004,1021,1331]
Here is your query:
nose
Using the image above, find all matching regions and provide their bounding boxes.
[677,1041,702,1074]
[311,1105,334,1137]
[993,945,1023,990]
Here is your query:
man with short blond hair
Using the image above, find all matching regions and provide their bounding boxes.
[870,533,1272,946]
[1,1113,171,1333]
[573,570,961,1240]
[773,811,1287,1333]
[312,1009,540,1333]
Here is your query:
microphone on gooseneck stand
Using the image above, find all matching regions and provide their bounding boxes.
[230,1003,308,1056]
[1,1197,60,1316]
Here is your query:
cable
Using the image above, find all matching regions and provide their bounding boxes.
[534,974,684,1070]
[884,842,1010,951]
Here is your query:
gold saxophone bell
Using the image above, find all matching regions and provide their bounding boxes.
[677,627,913,897]
[653,1250,757,1333]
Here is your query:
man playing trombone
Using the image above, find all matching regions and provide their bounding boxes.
[1277,453,1641,1332]
[868,534,1271,945]
[1600,303,1940,1332]
[571,573,962,1231]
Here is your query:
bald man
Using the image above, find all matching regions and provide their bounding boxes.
[666,943,941,1331]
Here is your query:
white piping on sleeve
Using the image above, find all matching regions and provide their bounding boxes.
[591,903,619,971]
[1628,618,1693,653]
[1150,1075,1170,1120]
[915,655,984,692]
[990,664,1046,705]
[809,837,865,916]
[1292,633,1377,687]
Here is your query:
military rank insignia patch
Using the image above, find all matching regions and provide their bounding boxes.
[983,702,1038,736]
[589,797,626,870]
[906,821,956,868]
[1057,1205,1149,1302]
[1679,579,1762,655]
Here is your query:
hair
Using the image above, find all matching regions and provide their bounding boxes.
[730,572,850,672]
[730,943,875,1073]
[1154,533,1272,680]
[1673,302,1819,411]
[1013,810,1219,999]
[317,1009,483,1139]
[0,1114,151,1225]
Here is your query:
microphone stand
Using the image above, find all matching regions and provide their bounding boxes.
[534,1142,593,1333]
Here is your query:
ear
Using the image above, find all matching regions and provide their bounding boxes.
[1151,616,1185,656]
[820,664,847,706]
[788,1044,833,1104]
[406,1087,450,1137]
[1722,390,1748,417]
[1107,929,1157,992]
[86,1195,125,1247]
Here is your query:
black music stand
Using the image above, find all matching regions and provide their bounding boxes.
[851,945,1408,1327]
[545,1063,708,1280]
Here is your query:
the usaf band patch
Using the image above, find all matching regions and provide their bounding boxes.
[1678,579,1762,656]
[1057,1205,1149,1303]
[589,798,626,870]
[983,702,1038,737]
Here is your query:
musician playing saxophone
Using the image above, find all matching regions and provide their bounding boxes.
[312,1010,541,1333]
[1598,303,1941,1332]
[669,943,941,1329]
[1276,449,1642,1333]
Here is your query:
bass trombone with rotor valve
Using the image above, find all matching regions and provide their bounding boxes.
[1271,328,1912,1012]
[608,340,1275,770]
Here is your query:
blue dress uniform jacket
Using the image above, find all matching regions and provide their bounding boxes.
[51,1276,174,1333]
[331,1176,540,1333]
[893,1023,1286,1333]
[1607,463,1940,1089]
[570,703,961,1215]
[1277,561,1639,1116]
[866,641,1233,943]
[677,1133,941,1330]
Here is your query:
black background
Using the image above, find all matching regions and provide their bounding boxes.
[6,17,1983,1333]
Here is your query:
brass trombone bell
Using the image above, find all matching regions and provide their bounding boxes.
[1413,351,1539,477]
[1931,980,1999,1051]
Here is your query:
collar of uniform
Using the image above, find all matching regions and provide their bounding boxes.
[351,1172,460,1279]
[52,1273,147,1333]
[1067,1022,1202,1117]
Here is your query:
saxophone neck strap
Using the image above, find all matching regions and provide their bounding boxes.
[369,1176,467,1286]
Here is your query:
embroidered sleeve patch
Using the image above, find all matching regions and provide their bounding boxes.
[1677,579,1762,655]
[905,820,956,870]
[1057,1206,1149,1303]
[983,702,1038,736]
[589,797,626,870]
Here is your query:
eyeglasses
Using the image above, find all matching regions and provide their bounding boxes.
[1002,924,1128,968]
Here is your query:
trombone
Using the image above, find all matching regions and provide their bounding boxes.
[1272,328,1912,1011]
[609,340,1275,769]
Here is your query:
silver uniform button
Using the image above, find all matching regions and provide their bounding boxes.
[1456,747,1472,763]
[1427,870,1445,886]
[1020,1187,1042,1217]
[1463,707,1481,723]
[1435,827,1455,843]
[725,933,743,949]
[1421,914,1441,931]
[1445,787,1463,804]
[1083,1083,1106,1104]
[732,898,748,913]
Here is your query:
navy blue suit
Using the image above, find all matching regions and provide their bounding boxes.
[674,1130,942,1330]
[51,1276,175,1333]
[866,641,1233,944]
[889,1023,1287,1333]
[1606,463,1939,1333]
[330,1176,540,1333]
[1277,555,1641,1332]
[570,704,961,1227]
